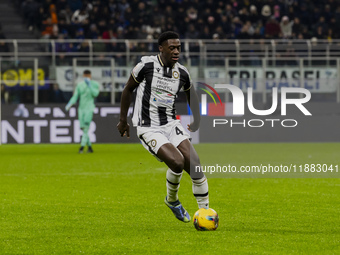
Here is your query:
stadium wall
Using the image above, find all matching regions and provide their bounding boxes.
[1,104,138,144]
[1,103,340,144]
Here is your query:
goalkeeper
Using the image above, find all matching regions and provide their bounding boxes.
[65,70,99,153]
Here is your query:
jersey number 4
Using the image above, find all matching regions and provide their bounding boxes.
[175,127,183,135]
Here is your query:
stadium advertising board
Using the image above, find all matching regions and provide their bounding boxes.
[1,68,48,90]
[197,82,340,142]
[1,104,138,144]
[56,66,130,92]
[2,102,340,143]
[56,66,337,93]
[204,67,337,92]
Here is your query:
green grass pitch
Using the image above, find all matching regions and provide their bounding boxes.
[0,143,339,254]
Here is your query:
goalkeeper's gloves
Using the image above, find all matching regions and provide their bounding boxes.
[65,103,72,111]
[85,77,91,87]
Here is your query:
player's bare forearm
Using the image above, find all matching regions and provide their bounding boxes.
[119,89,132,123]
[117,75,139,137]
[185,87,201,132]
[119,75,138,122]
[117,89,132,137]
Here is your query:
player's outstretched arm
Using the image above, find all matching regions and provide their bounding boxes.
[117,75,139,138]
[65,84,80,111]
[185,86,201,132]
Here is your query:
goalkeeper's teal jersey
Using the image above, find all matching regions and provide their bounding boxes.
[68,80,100,111]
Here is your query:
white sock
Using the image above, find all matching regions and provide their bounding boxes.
[192,176,209,209]
[166,168,182,202]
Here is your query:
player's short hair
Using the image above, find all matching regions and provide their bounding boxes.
[158,31,179,46]
[83,70,91,75]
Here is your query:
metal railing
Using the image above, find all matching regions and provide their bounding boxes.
[0,39,340,66]
[1,56,340,105]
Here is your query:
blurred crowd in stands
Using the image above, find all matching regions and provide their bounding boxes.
[16,0,340,41]
[2,0,338,104]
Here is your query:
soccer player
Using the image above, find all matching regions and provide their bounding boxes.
[65,70,99,153]
[117,31,209,223]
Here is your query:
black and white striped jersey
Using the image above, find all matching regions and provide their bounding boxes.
[131,54,192,127]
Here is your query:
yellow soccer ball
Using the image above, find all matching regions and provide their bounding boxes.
[193,208,219,231]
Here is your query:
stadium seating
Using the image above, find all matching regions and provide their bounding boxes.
[12,0,340,40]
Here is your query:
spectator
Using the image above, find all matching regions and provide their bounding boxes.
[245,21,255,37]
[49,83,65,103]
[328,0,337,11]
[292,17,303,38]
[124,7,135,26]
[99,6,111,24]
[49,4,58,25]
[118,0,129,14]
[187,6,198,21]
[326,28,334,42]
[253,24,264,39]
[35,6,48,31]
[238,7,249,23]
[71,7,88,25]
[314,26,326,39]
[238,24,251,39]
[232,16,243,38]
[68,0,82,12]
[58,6,73,26]
[311,7,321,24]
[287,6,296,22]
[41,17,54,38]
[40,3,58,38]
[88,5,101,25]
[97,19,108,37]
[261,5,271,23]
[0,40,9,53]
[75,27,85,40]
[87,24,99,39]
[185,24,199,39]
[249,5,259,26]
[298,4,311,27]
[280,16,293,38]
[301,26,312,39]
[225,4,237,18]
[24,0,39,31]
[297,33,304,39]
[314,16,328,35]
[282,41,298,66]
[78,41,90,53]
[13,0,340,42]
[220,15,232,37]
[322,4,333,23]
[136,2,150,26]
[273,5,281,21]
[329,18,339,38]
[134,42,148,63]
[93,36,106,53]
[108,41,126,66]
[116,26,125,39]
[265,16,281,39]
[199,26,211,39]
[214,25,226,39]
[335,6,340,26]
[56,0,68,12]
[206,16,217,34]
